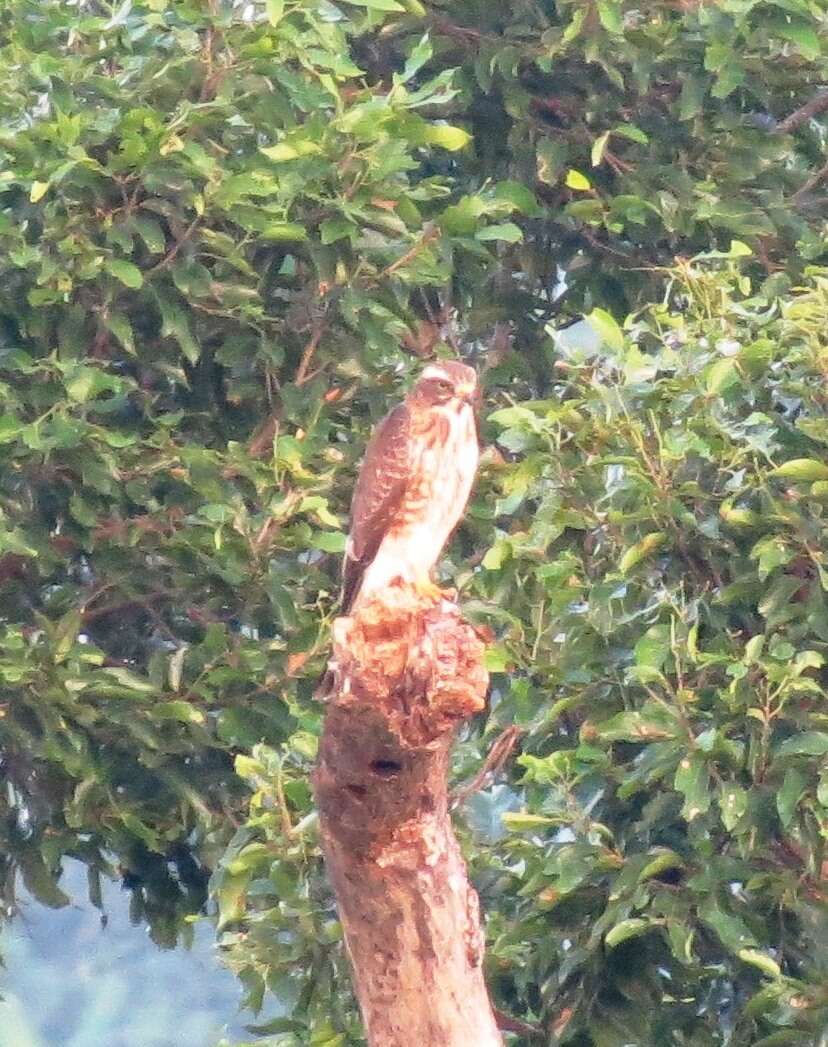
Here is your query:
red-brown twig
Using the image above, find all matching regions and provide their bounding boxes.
[493,1008,543,1038]
[295,320,327,386]
[451,725,524,807]
[777,89,828,134]
[376,222,440,281]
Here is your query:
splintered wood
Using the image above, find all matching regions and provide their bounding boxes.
[313,590,503,1047]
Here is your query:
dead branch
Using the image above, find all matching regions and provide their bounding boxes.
[313,588,503,1046]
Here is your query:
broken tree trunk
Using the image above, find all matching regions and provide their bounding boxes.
[313,589,504,1047]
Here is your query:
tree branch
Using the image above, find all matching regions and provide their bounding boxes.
[776,88,828,134]
[295,320,328,386]
[313,589,503,1047]
[451,725,524,808]
[376,222,440,282]
[791,157,828,204]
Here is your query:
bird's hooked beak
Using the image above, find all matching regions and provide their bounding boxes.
[456,381,479,406]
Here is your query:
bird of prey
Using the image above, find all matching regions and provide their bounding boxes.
[341,361,480,614]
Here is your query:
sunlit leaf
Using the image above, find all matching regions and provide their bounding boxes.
[586,307,623,351]
[565,168,592,191]
[771,459,828,482]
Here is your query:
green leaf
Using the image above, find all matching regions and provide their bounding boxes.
[744,635,765,664]
[699,900,757,951]
[155,288,200,363]
[482,538,511,570]
[537,139,567,186]
[30,181,49,203]
[104,309,135,354]
[216,870,252,930]
[777,767,807,827]
[667,921,696,965]
[0,416,22,443]
[69,492,97,527]
[260,222,308,241]
[321,218,356,245]
[591,131,610,167]
[417,124,471,151]
[750,537,794,580]
[634,624,671,671]
[484,645,511,672]
[775,20,821,60]
[586,307,623,351]
[106,259,144,288]
[476,222,523,243]
[492,181,541,216]
[53,609,83,664]
[154,700,205,724]
[593,705,678,743]
[619,533,666,573]
[266,0,284,25]
[613,124,648,144]
[738,949,782,980]
[679,76,707,120]
[310,1025,346,1047]
[401,35,432,82]
[65,366,113,403]
[565,198,604,224]
[501,812,556,831]
[260,141,322,161]
[337,0,404,9]
[597,1,623,34]
[777,732,828,757]
[771,459,828,482]
[606,918,654,949]
[131,216,166,254]
[638,849,684,882]
[312,530,347,552]
[20,855,70,909]
[101,668,157,693]
[120,812,161,849]
[706,358,740,394]
[674,754,711,820]
[719,783,748,831]
[439,195,488,235]
[168,645,187,692]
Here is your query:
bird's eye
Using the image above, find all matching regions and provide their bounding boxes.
[436,379,452,394]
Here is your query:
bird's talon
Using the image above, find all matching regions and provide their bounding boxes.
[413,578,444,603]
[413,578,456,604]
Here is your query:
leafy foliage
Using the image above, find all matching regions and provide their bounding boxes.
[472,261,828,1047]
[1,0,828,1045]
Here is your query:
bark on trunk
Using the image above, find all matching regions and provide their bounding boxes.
[313,589,503,1047]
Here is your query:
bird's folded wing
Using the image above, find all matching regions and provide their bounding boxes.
[341,402,411,612]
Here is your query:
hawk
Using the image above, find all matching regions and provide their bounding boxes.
[341,361,480,613]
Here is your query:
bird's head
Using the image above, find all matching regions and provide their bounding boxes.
[412,361,480,412]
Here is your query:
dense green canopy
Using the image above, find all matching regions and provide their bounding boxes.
[1,0,828,1043]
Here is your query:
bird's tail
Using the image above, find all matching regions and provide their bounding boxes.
[314,666,336,700]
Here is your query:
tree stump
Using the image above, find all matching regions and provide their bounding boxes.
[313,589,503,1047]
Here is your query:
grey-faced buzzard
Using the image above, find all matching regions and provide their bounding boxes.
[341,361,480,613]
